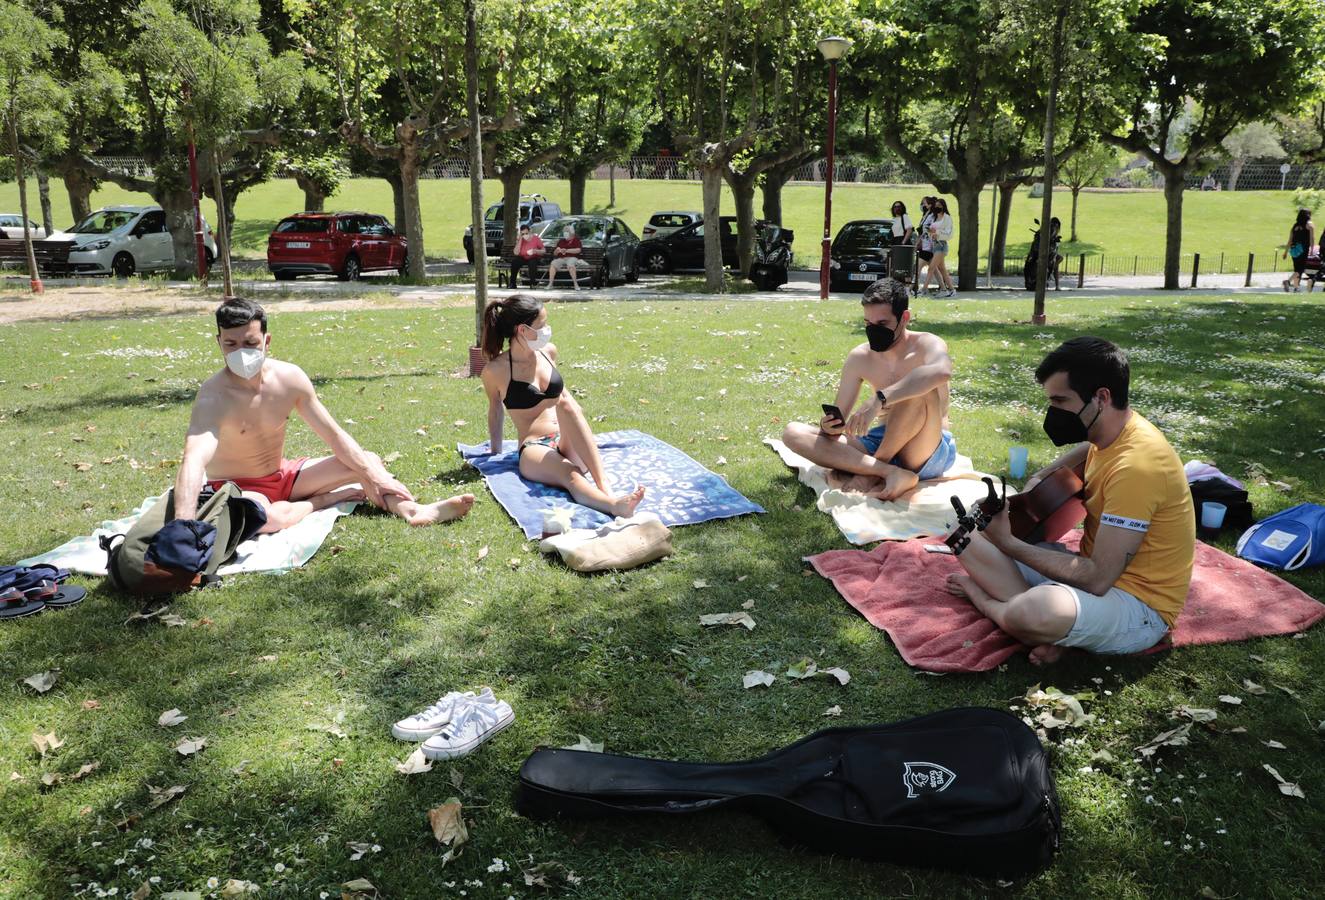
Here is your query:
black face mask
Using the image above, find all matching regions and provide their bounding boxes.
[865,321,899,352]
[1043,397,1103,446]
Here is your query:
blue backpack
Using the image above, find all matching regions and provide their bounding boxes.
[1236,503,1325,570]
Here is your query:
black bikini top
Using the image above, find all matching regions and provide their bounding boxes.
[504,350,565,410]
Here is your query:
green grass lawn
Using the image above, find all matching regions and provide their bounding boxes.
[0,176,1301,273]
[1,291,1324,899]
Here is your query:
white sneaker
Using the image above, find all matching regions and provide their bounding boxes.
[421,698,515,760]
[391,687,495,741]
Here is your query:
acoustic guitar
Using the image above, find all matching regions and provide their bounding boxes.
[944,465,1086,555]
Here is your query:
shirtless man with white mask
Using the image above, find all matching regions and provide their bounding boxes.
[780,278,957,500]
[171,298,475,531]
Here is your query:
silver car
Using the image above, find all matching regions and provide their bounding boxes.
[0,213,47,240]
[48,205,217,277]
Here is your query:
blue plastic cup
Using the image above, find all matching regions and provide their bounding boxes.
[1009,446,1029,479]
[1201,502,1227,531]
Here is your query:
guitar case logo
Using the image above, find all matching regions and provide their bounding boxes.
[903,761,957,798]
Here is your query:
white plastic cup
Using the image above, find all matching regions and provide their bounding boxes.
[1200,502,1227,531]
[1008,446,1029,479]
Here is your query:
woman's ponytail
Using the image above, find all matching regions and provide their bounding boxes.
[480,293,544,360]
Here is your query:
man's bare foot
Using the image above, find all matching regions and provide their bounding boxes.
[945,573,974,598]
[869,467,919,501]
[1028,643,1067,666]
[609,484,646,518]
[399,494,476,527]
[310,486,366,511]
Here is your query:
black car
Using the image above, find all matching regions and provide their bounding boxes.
[635,215,739,274]
[829,219,894,292]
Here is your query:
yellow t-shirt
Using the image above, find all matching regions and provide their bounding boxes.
[1079,412,1195,626]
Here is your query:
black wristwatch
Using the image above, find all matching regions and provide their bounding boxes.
[875,389,887,408]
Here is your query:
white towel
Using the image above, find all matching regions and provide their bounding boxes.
[765,438,1003,545]
[18,494,358,577]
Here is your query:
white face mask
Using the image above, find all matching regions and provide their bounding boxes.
[225,346,266,379]
[524,324,551,351]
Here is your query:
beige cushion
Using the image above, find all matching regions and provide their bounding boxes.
[543,514,673,572]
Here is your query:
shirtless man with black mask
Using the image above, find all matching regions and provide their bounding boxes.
[780,278,957,500]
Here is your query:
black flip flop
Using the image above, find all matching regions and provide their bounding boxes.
[43,584,87,610]
[1,587,46,620]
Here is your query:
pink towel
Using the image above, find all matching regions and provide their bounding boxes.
[808,534,1325,672]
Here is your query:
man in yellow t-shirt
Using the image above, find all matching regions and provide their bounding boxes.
[946,336,1195,665]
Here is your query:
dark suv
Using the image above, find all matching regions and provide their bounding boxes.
[463,194,563,262]
[635,216,740,274]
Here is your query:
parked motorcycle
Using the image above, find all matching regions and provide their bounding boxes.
[1023,217,1063,291]
[748,221,794,290]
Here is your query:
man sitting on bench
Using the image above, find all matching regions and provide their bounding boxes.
[780,278,957,500]
[545,224,586,290]
[509,223,544,288]
[946,337,1194,664]
[171,298,475,532]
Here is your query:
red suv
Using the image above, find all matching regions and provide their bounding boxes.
[267,212,408,281]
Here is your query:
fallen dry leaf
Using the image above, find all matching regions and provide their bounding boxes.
[257,654,278,663]
[22,671,59,693]
[785,658,818,680]
[561,734,603,753]
[1242,679,1267,695]
[146,784,187,810]
[692,579,709,589]
[427,798,469,848]
[741,599,755,610]
[1174,705,1218,723]
[173,737,208,757]
[341,877,378,898]
[395,748,433,775]
[476,545,489,561]
[220,880,259,897]
[522,861,582,888]
[1136,722,1191,759]
[1218,695,1243,705]
[743,670,775,689]
[821,667,851,686]
[824,705,843,718]
[1025,685,1095,730]
[347,841,378,861]
[31,731,64,757]
[1263,763,1306,798]
[159,613,188,628]
[698,611,756,631]
[131,881,151,900]
[1262,740,1287,750]
[158,708,187,728]
[382,451,402,464]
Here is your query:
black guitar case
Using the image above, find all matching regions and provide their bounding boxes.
[517,707,1060,877]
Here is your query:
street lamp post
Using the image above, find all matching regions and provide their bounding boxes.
[818,36,850,300]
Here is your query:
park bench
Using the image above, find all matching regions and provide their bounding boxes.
[0,239,75,277]
[493,239,606,290]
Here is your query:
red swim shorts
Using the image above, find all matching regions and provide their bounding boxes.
[208,457,309,504]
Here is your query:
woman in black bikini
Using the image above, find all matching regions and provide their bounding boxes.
[480,294,645,517]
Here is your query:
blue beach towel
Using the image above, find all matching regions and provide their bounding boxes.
[458,429,765,539]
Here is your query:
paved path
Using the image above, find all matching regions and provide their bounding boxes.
[6,265,1316,305]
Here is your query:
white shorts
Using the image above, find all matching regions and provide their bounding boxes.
[1014,550,1169,654]
[549,257,587,272]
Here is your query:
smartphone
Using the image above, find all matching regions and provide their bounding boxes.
[821,403,844,424]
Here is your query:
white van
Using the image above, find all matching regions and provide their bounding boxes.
[48,205,217,277]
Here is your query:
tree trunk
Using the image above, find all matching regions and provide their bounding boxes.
[761,176,784,225]
[64,166,95,224]
[211,152,234,297]
[1227,157,1245,192]
[399,143,427,280]
[465,0,487,350]
[991,181,1017,276]
[384,170,406,234]
[500,167,523,257]
[700,165,725,292]
[37,170,53,235]
[1069,186,1080,242]
[294,172,326,212]
[11,123,41,291]
[725,169,757,277]
[1162,170,1184,290]
[609,163,615,207]
[569,168,588,214]
[954,180,983,291]
[161,186,201,280]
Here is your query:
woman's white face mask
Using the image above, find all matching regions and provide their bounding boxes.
[524,324,551,351]
[225,346,266,379]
